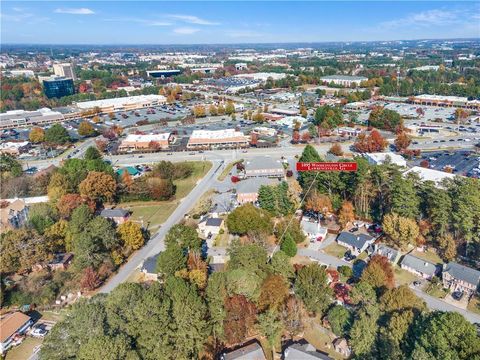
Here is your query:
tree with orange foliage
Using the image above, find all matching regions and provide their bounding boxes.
[338,201,355,228]
[121,170,133,188]
[258,275,290,311]
[292,130,300,144]
[328,143,344,156]
[361,255,395,290]
[354,130,388,153]
[57,193,95,218]
[80,267,101,290]
[301,131,311,143]
[250,132,258,146]
[305,190,333,215]
[394,131,411,151]
[79,171,116,202]
[95,139,108,153]
[224,295,257,345]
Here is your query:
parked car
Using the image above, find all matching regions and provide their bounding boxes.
[31,324,48,338]
[452,291,464,300]
[349,227,359,233]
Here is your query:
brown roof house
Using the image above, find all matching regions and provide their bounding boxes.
[0,312,32,354]
[333,338,351,358]
[0,199,29,233]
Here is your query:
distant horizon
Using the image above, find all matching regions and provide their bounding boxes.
[1,1,479,44]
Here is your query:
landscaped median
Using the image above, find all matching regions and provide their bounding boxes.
[217,159,243,181]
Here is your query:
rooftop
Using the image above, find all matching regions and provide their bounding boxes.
[100,208,130,218]
[404,166,457,186]
[123,133,171,143]
[236,177,277,194]
[401,254,438,276]
[337,232,374,249]
[244,156,284,171]
[75,94,166,110]
[223,341,266,360]
[443,262,480,286]
[189,129,246,140]
[0,312,31,343]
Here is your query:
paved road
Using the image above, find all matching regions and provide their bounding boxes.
[411,286,480,324]
[99,159,224,293]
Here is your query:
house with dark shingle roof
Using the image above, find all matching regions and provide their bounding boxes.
[284,340,333,360]
[221,341,266,360]
[368,244,401,264]
[400,254,438,280]
[141,254,159,281]
[336,232,374,255]
[442,262,480,296]
[198,216,224,238]
[100,208,130,224]
[236,177,276,204]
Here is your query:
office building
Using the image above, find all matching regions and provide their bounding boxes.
[74,94,166,113]
[53,63,76,80]
[118,133,175,152]
[187,129,249,150]
[147,69,181,78]
[320,75,368,87]
[0,108,65,130]
[43,76,75,99]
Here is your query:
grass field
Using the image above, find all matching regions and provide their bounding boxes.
[411,250,443,265]
[323,243,348,259]
[120,161,212,232]
[303,323,343,359]
[467,295,480,315]
[394,267,418,285]
[218,159,242,181]
[6,337,42,360]
[423,282,448,299]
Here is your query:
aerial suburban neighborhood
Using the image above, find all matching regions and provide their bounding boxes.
[0,1,480,359]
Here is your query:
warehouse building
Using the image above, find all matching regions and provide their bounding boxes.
[320,75,368,87]
[187,129,249,150]
[74,94,166,113]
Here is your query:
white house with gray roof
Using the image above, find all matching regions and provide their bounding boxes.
[400,254,438,280]
[442,262,480,296]
[284,341,333,360]
[336,232,374,255]
[221,341,266,360]
[368,244,401,264]
[243,156,285,178]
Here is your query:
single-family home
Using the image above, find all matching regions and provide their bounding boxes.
[333,338,351,358]
[141,254,159,282]
[400,254,438,280]
[368,244,401,264]
[221,341,266,360]
[442,262,480,297]
[198,216,224,238]
[236,177,276,204]
[48,253,74,271]
[100,208,130,225]
[243,156,285,178]
[0,312,33,354]
[336,232,374,256]
[0,199,29,233]
[284,340,333,360]
[301,219,328,242]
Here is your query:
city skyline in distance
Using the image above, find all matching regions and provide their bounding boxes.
[1,1,479,45]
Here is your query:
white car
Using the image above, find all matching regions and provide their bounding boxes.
[31,324,48,338]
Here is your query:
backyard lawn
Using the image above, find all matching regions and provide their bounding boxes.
[303,323,344,359]
[467,295,480,315]
[411,249,443,265]
[119,161,211,232]
[6,337,42,360]
[323,243,348,259]
[394,267,418,285]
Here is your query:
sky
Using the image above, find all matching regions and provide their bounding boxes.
[1,1,479,44]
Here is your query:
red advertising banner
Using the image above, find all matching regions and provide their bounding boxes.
[296,162,358,172]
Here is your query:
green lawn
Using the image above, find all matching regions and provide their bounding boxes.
[394,267,418,285]
[411,250,443,265]
[6,337,42,360]
[217,160,242,181]
[357,251,368,261]
[423,282,448,299]
[120,161,212,232]
[323,243,348,259]
[304,324,343,359]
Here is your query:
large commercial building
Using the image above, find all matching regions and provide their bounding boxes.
[187,129,249,150]
[364,152,407,167]
[53,63,76,81]
[118,133,175,152]
[410,94,480,110]
[1,69,35,78]
[244,156,285,178]
[74,94,166,113]
[147,69,181,78]
[42,76,75,99]
[0,108,65,130]
[320,75,368,87]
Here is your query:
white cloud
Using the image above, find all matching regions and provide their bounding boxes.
[173,27,200,35]
[380,9,460,29]
[167,14,219,25]
[54,8,95,15]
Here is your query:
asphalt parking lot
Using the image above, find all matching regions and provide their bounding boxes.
[412,150,480,177]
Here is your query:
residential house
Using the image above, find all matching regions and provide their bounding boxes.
[284,340,333,360]
[336,232,374,256]
[333,338,351,358]
[442,262,480,296]
[198,216,223,238]
[141,254,159,281]
[48,253,74,271]
[368,244,401,264]
[400,254,438,280]
[221,341,266,360]
[301,219,328,242]
[0,312,32,354]
[243,156,285,178]
[236,177,276,204]
[0,199,29,233]
[100,208,130,225]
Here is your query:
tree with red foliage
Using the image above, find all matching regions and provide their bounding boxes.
[80,266,101,290]
[231,176,240,183]
[78,83,89,93]
[102,128,116,140]
[361,255,395,290]
[148,141,161,151]
[250,132,258,146]
[57,194,95,218]
[354,130,388,153]
[292,130,300,144]
[301,132,311,143]
[394,131,411,151]
[329,143,344,156]
[223,295,257,345]
[95,139,108,153]
[420,160,429,168]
